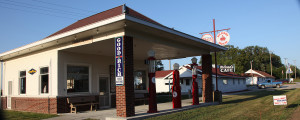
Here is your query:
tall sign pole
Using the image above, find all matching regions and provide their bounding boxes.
[199,19,230,91]
[284,58,288,79]
[294,60,297,79]
[213,19,218,91]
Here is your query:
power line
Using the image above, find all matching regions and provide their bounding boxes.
[1,0,90,17]
[31,0,97,13]
[0,5,77,20]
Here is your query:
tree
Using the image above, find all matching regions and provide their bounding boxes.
[155,60,164,71]
[210,45,284,79]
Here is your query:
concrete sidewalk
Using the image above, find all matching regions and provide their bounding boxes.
[44,98,219,120]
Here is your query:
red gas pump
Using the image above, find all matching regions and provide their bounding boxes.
[191,57,199,105]
[172,63,182,108]
[147,50,157,113]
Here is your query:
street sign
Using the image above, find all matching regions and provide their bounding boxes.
[201,34,214,43]
[273,95,287,105]
[216,31,230,46]
[219,65,234,73]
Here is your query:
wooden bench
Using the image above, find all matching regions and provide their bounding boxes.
[135,93,148,105]
[67,96,99,113]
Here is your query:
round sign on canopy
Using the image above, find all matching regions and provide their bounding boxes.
[216,31,230,46]
[201,34,214,43]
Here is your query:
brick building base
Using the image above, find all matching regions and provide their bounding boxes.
[202,54,213,103]
[1,97,7,109]
[10,97,58,114]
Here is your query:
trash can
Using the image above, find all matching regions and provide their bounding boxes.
[214,90,222,103]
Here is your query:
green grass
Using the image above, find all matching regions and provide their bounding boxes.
[156,94,200,103]
[294,79,300,82]
[147,89,300,120]
[3,110,58,120]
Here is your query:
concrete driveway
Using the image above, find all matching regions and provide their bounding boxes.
[44,98,218,120]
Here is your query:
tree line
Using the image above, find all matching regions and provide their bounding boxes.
[208,45,299,79]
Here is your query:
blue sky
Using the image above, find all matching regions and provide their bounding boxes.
[0,0,300,70]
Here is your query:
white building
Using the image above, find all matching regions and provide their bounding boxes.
[156,65,247,94]
[244,69,275,85]
[0,5,227,115]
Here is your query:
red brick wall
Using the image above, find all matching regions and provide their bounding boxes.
[202,54,213,103]
[116,36,135,117]
[1,97,7,109]
[11,97,57,114]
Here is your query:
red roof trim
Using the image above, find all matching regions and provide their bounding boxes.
[155,70,173,78]
[46,5,163,38]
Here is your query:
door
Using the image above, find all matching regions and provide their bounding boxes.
[99,77,110,108]
[7,81,12,109]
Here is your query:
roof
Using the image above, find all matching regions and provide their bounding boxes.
[156,70,173,78]
[47,5,162,38]
[0,4,227,60]
[253,70,275,78]
[242,73,263,77]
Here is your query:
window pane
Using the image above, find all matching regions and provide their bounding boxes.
[134,71,146,90]
[20,77,26,94]
[40,67,49,74]
[41,75,49,93]
[20,71,26,77]
[67,65,89,93]
[186,79,190,85]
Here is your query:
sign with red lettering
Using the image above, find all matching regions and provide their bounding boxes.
[201,34,214,43]
[216,31,230,46]
[273,95,287,105]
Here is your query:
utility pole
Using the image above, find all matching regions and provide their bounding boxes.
[250,60,253,85]
[199,19,230,91]
[269,51,273,76]
[169,59,171,70]
[294,60,296,79]
[284,58,288,79]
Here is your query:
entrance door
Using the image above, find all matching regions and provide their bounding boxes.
[7,81,12,109]
[99,77,110,108]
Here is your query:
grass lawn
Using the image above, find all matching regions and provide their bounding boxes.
[156,94,192,103]
[294,79,300,82]
[2,110,58,120]
[147,89,300,120]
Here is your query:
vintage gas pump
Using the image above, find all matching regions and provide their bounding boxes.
[147,50,158,113]
[172,63,182,108]
[191,57,199,105]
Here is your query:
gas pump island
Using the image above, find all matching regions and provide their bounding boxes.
[191,57,200,105]
[147,50,158,113]
[172,63,182,108]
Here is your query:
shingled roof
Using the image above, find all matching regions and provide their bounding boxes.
[156,70,173,78]
[47,5,162,38]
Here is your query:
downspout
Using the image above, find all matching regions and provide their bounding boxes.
[0,60,3,109]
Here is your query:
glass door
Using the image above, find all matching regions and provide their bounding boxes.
[99,77,110,108]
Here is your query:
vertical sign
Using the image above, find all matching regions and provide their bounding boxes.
[115,37,124,86]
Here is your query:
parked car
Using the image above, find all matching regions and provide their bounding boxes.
[274,79,289,84]
[258,80,282,89]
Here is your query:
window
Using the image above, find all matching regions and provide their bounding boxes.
[186,79,190,85]
[165,83,173,85]
[20,71,26,94]
[67,65,89,93]
[180,78,183,84]
[233,79,235,85]
[40,67,49,94]
[223,80,228,85]
[134,70,146,90]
